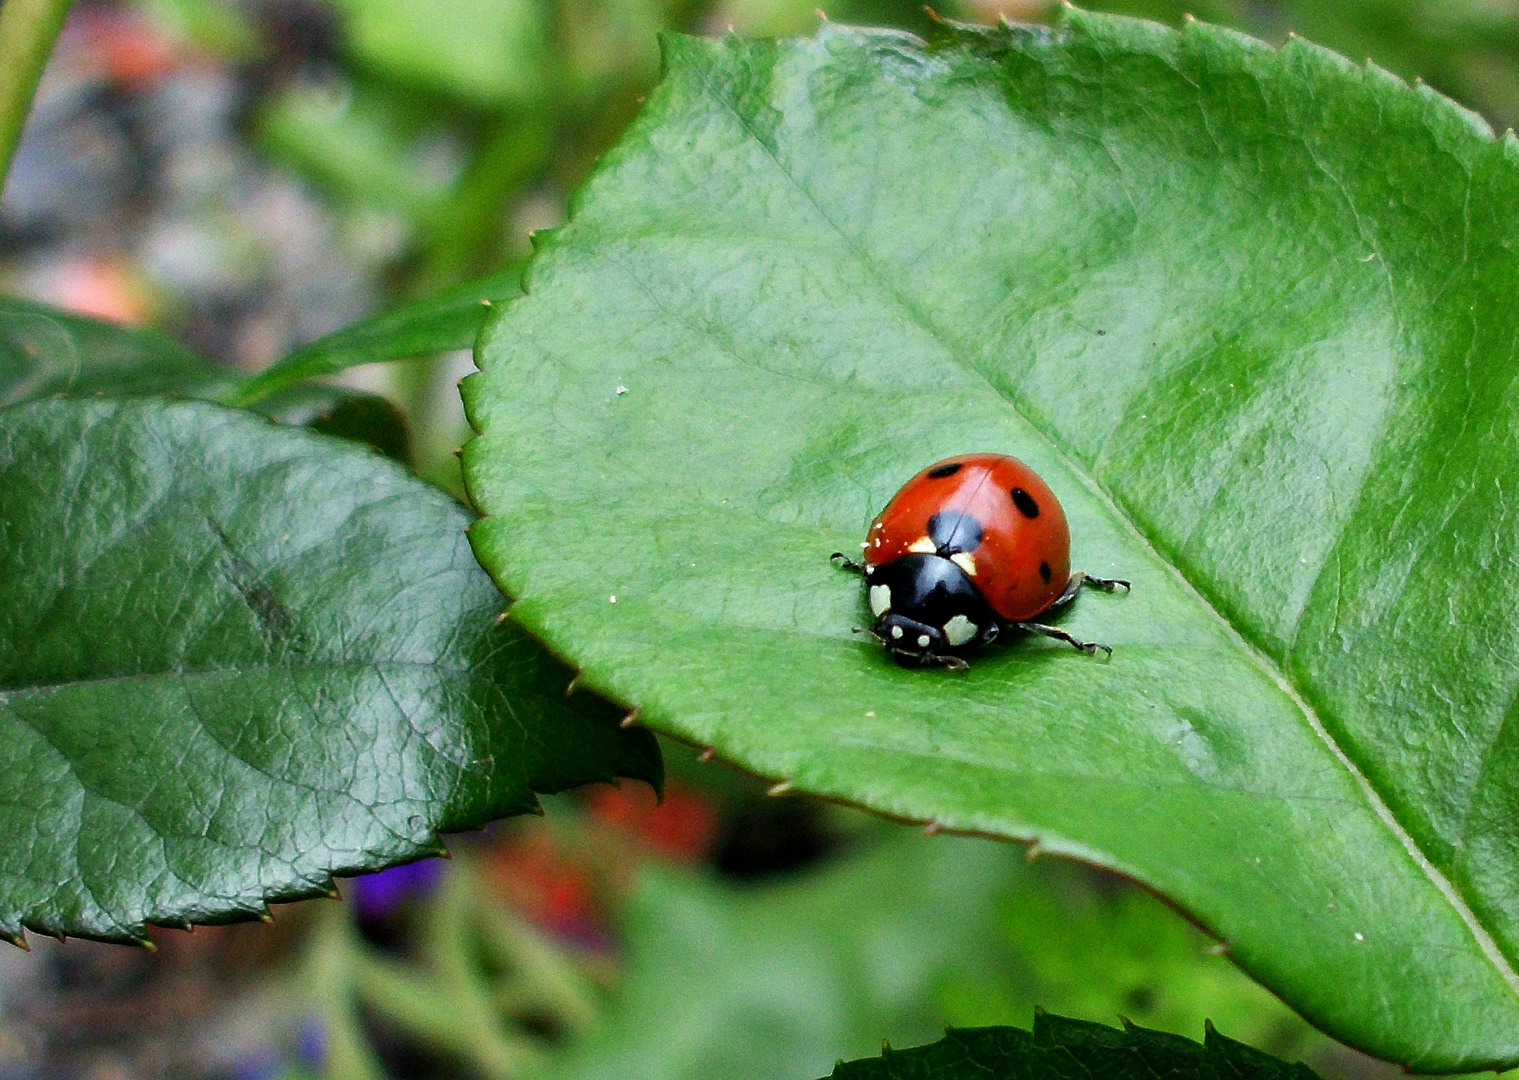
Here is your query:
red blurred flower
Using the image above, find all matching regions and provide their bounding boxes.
[586,779,717,864]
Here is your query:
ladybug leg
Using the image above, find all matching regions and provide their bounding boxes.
[1013,621,1112,658]
[1081,573,1131,593]
[926,653,970,671]
[1051,571,1131,609]
[1051,572,1087,608]
[831,551,866,573]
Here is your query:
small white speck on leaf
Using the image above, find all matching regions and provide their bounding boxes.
[615,385,629,395]
[1354,932,1365,941]
[609,595,617,603]
[864,710,876,717]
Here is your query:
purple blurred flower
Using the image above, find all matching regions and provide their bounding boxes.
[348,858,446,919]
[295,1015,326,1070]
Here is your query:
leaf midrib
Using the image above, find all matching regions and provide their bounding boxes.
[665,29,1519,995]
[0,657,485,698]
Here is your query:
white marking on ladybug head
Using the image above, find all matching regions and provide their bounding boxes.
[908,536,936,554]
[868,584,891,616]
[943,614,978,647]
[949,551,976,577]
[890,625,904,639]
[916,634,931,648]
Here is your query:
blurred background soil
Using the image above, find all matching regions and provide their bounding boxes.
[3,0,1518,1077]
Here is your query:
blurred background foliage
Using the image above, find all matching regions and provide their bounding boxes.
[1,0,1515,1077]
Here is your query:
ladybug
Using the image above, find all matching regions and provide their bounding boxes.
[832,454,1128,669]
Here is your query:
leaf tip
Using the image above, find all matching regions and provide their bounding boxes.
[767,779,793,796]
[620,708,640,728]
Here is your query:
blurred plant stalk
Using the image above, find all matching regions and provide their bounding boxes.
[0,0,74,197]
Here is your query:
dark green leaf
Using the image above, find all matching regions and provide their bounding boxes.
[0,297,232,404]
[825,1014,1321,1080]
[0,397,658,943]
[253,382,412,462]
[226,266,524,408]
[462,11,1519,1067]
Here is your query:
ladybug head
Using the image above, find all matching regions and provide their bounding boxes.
[875,612,949,666]
[863,553,999,667]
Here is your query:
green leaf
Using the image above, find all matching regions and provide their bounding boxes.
[333,0,548,109]
[226,267,524,409]
[0,397,658,943]
[0,298,411,458]
[461,11,1519,1068]
[938,858,1317,1057]
[543,833,1018,1080]
[0,297,232,404]
[824,1014,1321,1080]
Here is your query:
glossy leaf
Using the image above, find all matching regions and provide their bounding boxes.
[825,1014,1320,1080]
[0,398,658,942]
[226,266,523,408]
[462,11,1519,1067]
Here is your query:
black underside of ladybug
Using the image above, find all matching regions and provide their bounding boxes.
[866,554,999,665]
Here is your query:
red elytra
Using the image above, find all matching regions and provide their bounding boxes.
[863,453,1071,623]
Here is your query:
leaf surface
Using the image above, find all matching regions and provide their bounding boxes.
[462,10,1519,1067]
[825,1014,1320,1080]
[0,398,658,942]
[0,297,418,458]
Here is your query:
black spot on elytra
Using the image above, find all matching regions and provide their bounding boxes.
[1011,488,1040,518]
[927,462,962,479]
[1039,561,1052,584]
[927,510,983,554]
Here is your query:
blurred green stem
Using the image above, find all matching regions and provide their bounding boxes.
[413,113,553,294]
[0,0,74,199]
[306,903,389,1080]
